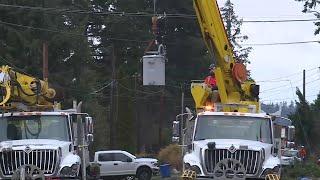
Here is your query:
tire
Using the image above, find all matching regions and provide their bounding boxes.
[136,167,152,180]
[124,176,135,180]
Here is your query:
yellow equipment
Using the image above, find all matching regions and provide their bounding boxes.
[181,1,280,179]
[181,170,196,180]
[265,174,280,180]
[191,0,260,113]
[0,65,56,110]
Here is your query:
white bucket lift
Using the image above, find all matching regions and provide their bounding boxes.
[142,44,166,86]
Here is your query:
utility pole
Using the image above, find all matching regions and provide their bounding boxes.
[42,42,48,82]
[300,69,311,152]
[303,69,306,99]
[180,83,185,144]
[135,73,140,153]
[159,89,164,147]
[109,44,116,148]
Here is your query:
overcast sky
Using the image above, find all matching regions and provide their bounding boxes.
[216,0,320,104]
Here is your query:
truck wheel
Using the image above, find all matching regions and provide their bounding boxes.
[137,167,152,180]
[124,176,135,180]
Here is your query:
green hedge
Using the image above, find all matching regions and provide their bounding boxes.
[282,161,320,179]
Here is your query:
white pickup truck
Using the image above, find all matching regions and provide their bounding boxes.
[93,150,159,180]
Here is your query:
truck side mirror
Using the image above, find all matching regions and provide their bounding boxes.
[288,126,295,141]
[85,116,94,134]
[87,134,94,143]
[172,137,180,143]
[172,121,180,143]
[172,121,180,136]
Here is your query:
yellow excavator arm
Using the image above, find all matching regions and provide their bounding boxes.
[0,65,56,108]
[192,0,260,112]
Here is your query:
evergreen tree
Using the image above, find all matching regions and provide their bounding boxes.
[220,0,252,64]
[0,0,92,107]
[87,0,211,152]
[288,89,316,151]
[296,0,320,35]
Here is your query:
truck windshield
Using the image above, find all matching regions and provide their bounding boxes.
[282,150,298,157]
[194,115,272,144]
[0,115,70,141]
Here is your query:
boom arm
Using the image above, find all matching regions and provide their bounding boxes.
[0,65,56,108]
[191,0,260,112]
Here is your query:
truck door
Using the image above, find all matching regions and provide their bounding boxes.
[97,153,116,176]
[113,153,136,175]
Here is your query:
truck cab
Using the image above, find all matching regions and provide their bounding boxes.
[174,111,281,179]
[0,111,95,179]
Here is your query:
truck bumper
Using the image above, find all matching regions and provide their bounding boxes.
[152,167,160,175]
[196,174,265,179]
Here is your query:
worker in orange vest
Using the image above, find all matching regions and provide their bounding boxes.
[204,64,218,90]
[299,146,307,161]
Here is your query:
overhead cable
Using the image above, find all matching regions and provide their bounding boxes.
[256,66,320,82]
[261,93,318,102]
[1,19,320,47]
[260,77,320,93]
[0,20,150,43]
[242,40,320,46]
[0,3,319,22]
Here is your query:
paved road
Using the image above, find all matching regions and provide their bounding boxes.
[152,175,179,180]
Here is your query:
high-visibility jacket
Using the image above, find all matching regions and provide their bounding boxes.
[204,75,217,87]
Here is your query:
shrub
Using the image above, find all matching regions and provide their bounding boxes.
[158,144,182,170]
[282,160,320,178]
[135,152,157,158]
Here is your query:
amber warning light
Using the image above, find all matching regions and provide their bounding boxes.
[204,105,214,111]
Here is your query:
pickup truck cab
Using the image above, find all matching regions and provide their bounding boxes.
[280,149,301,167]
[94,150,159,180]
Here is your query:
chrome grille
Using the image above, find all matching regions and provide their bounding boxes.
[204,149,261,175]
[0,149,59,176]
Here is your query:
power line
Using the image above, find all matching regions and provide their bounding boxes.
[0,20,150,43]
[243,19,320,23]
[118,83,164,95]
[259,75,319,95]
[261,78,320,93]
[0,3,320,23]
[256,66,320,82]
[242,40,320,46]
[2,19,320,47]
[0,3,194,18]
[0,20,85,36]
[259,69,320,94]
[1,15,320,47]
[260,79,320,99]
[0,56,34,76]
[261,94,318,102]
[261,93,318,102]
[90,80,114,94]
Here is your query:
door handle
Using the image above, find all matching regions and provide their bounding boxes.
[114,163,118,165]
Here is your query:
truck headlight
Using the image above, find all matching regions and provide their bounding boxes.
[151,161,159,167]
[60,164,79,177]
